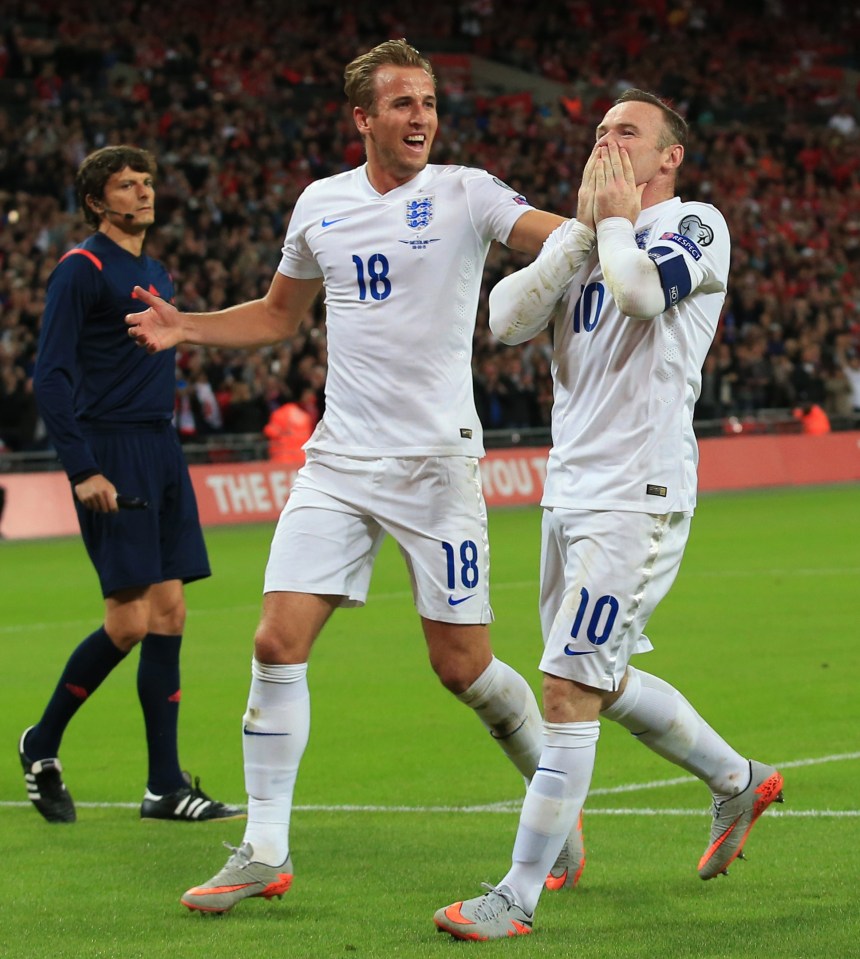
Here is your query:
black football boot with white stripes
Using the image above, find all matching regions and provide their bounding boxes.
[140,771,245,822]
[18,726,76,823]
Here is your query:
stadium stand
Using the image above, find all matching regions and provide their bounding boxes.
[1,0,859,466]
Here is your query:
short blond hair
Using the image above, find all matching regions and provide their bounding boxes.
[615,88,688,152]
[344,38,435,113]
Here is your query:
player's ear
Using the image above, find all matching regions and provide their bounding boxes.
[665,143,684,171]
[353,105,371,136]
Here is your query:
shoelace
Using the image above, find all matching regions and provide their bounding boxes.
[472,884,516,922]
[190,775,215,803]
[221,841,252,870]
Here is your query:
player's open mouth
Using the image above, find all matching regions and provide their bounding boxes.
[404,135,426,152]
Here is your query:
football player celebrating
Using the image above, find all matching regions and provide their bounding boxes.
[434,90,783,941]
[126,39,582,913]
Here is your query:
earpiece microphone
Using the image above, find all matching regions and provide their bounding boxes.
[100,207,136,221]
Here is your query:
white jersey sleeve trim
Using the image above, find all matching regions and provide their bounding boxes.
[489,219,595,344]
[461,167,537,244]
[278,185,325,280]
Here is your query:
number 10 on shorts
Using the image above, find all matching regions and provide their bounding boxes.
[569,586,619,646]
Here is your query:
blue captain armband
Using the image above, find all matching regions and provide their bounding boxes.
[647,245,693,310]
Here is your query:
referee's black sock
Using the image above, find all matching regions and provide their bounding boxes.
[26,626,127,760]
[137,633,185,795]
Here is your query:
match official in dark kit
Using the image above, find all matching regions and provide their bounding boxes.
[21,146,241,825]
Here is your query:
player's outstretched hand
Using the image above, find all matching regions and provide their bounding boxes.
[126,285,185,353]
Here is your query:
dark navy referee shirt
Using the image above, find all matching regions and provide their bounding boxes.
[34,231,177,481]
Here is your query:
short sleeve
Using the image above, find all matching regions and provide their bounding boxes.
[462,168,536,245]
[278,187,324,280]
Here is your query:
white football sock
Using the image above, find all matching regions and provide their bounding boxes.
[603,666,749,799]
[500,720,599,915]
[241,658,310,865]
[456,657,542,782]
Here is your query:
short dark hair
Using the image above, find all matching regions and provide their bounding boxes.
[615,88,688,152]
[343,38,435,113]
[76,145,157,229]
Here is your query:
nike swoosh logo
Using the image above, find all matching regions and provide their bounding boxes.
[321,216,350,228]
[243,726,291,736]
[563,646,596,656]
[191,883,255,895]
[448,595,475,606]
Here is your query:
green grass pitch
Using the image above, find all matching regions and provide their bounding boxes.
[1,485,858,958]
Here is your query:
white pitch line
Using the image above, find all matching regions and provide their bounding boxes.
[3,568,859,636]
[3,752,857,813]
[2,751,858,815]
[685,567,860,578]
[0,800,857,818]
[587,751,860,797]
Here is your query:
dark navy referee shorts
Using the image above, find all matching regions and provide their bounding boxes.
[75,422,211,597]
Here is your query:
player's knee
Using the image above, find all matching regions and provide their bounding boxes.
[425,621,492,694]
[253,621,311,664]
[104,599,150,650]
[542,673,602,723]
[149,606,186,636]
[432,654,481,695]
[104,623,148,652]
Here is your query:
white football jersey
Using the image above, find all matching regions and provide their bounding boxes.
[543,197,730,514]
[278,163,534,456]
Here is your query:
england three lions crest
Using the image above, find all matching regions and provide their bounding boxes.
[406,195,434,230]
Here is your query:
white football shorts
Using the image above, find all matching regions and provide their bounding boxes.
[264,451,493,624]
[538,507,691,691]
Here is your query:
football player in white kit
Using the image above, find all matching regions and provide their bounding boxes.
[126,39,581,913]
[434,90,784,940]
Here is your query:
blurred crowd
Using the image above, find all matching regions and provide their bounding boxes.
[2,0,860,456]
